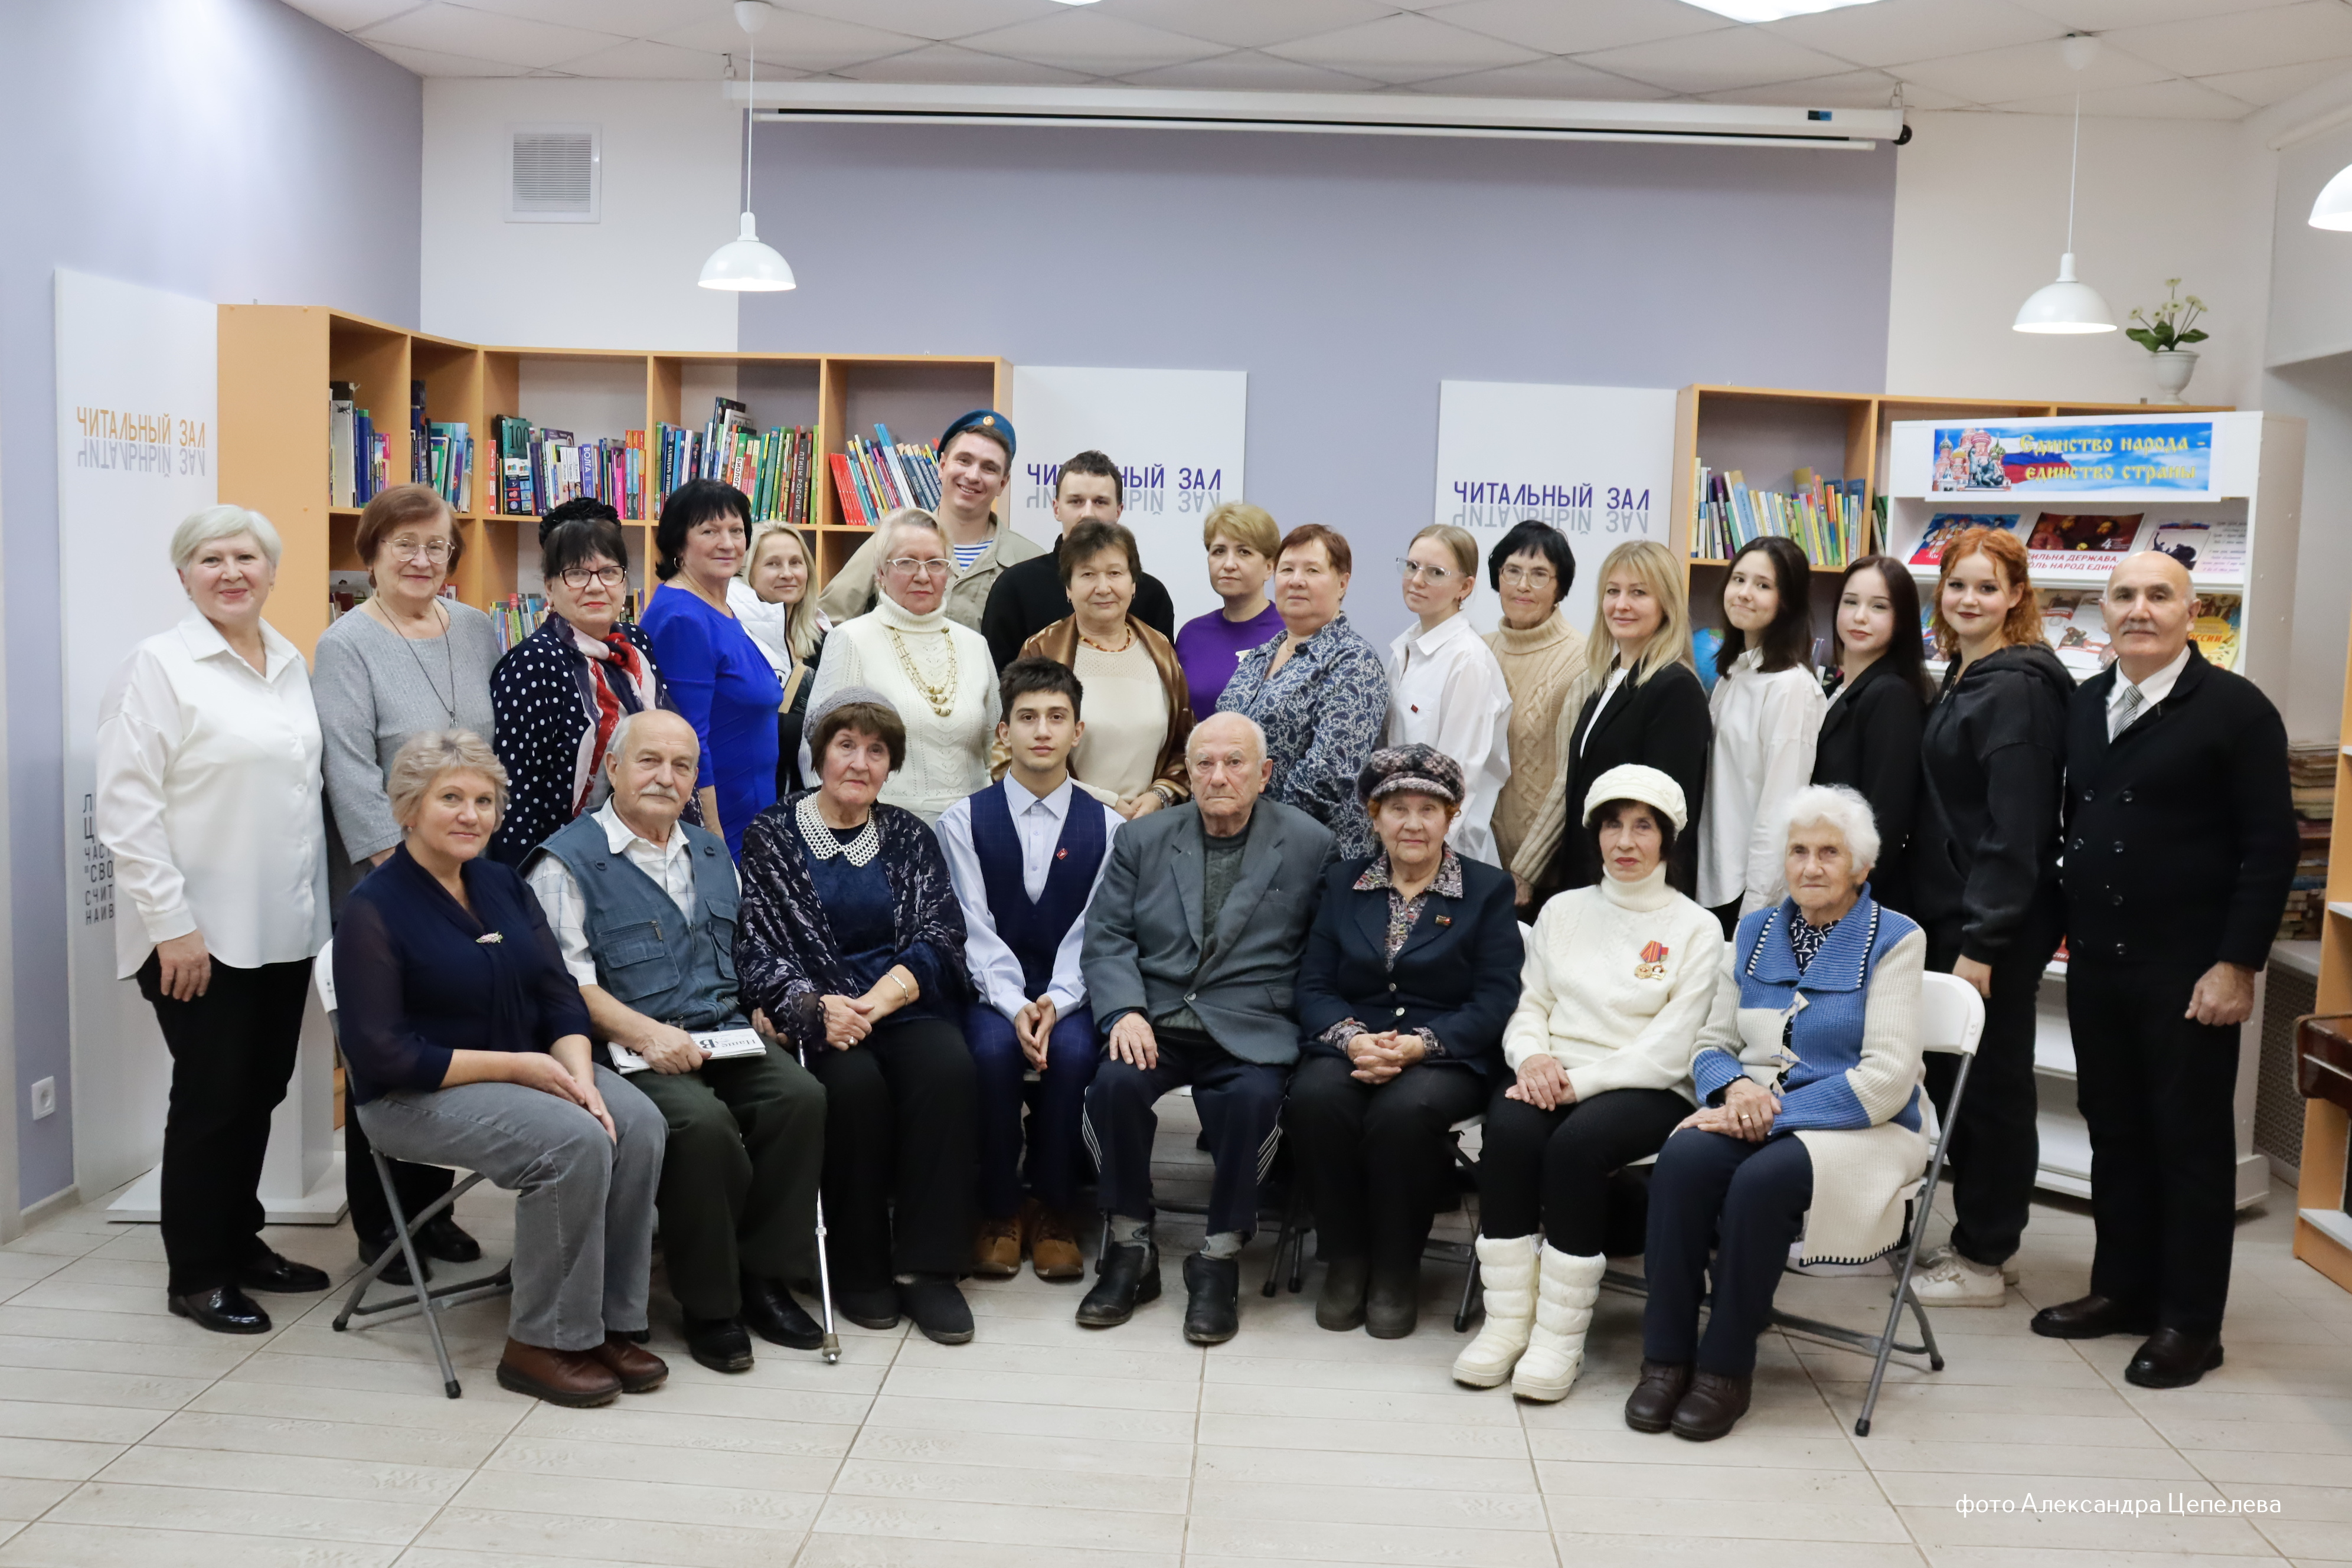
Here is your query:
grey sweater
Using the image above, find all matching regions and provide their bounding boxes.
[314,601,499,907]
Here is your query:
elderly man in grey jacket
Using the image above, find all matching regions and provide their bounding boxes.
[1077,712,1335,1344]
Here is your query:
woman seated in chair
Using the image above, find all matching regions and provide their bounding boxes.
[334,730,669,1410]
[1453,764,1721,1402]
[733,687,981,1347]
[1632,785,1926,1442]
[1288,745,1523,1340]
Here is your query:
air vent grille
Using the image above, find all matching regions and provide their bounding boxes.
[507,125,599,223]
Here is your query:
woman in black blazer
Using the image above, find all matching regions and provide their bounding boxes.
[1812,555,1931,913]
[1288,745,1524,1340]
[1513,541,1710,903]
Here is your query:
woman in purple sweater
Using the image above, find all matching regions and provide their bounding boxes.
[1173,502,1285,718]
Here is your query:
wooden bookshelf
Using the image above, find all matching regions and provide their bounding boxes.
[2297,609,2352,1296]
[218,305,1010,658]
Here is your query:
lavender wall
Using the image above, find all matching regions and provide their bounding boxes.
[743,120,1897,648]
[1,0,421,1206]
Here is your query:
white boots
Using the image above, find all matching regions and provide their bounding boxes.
[1451,1236,1538,1388]
[1510,1246,1607,1402]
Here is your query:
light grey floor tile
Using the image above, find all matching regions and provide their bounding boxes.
[515,1403,858,1458]
[485,1433,842,1494]
[831,1456,1188,1513]
[1184,1515,1558,1564]
[45,1478,436,1546]
[1550,1538,1924,1567]
[93,1440,472,1502]
[0,1367,212,1413]
[413,1506,797,1568]
[1197,1443,1535,1494]
[858,1423,1190,1478]
[1188,1478,1551,1530]
[861,1394,1195,1444]
[452,1468,822,1531]
[1857,1439,2206,1481]
[1537,1460,1886,1502]
[812,1492,1188,1553]
[796,1537,1178,1568]
[0,1402,164,1448]
[1901,1498,2279,1555]
[877,1364,1198,1413]
[0,1481,71,1524]
[0,1442,121,1485]
[0,1521,401,1567]
[1197,1411,1530,1458]
[143,1409,504,1469]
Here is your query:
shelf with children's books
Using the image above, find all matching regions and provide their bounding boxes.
[216,305,1008,659]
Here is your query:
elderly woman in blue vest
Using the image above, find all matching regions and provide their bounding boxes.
[1288,744,1522,1340]
[734,687,980,1347]
[939,657,1123,1285]
[1631,784,1928,1443]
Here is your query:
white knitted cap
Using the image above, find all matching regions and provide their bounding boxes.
[1582,763,1688,834]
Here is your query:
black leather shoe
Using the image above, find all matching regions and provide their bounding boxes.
[832,1285,901,1331]
[168,1285,272,1335]
[899,1275,974,1345]
[415,1214,482,1264]
[1670,1372,1753,1441]
[741,1275,824,1351]
[2031,1293,2158,1340]
[1182,1252,1241,1345]
[1625,1360,1693,1433]
[1316,1256,1368,1332]
[2125,1328,2223,1389]
[1366,1259,1420,1340]
[1077,1239,1161,1328]
[358,1230,426,1288]
[684,1315,754,1373]
[238,1249,329,1295]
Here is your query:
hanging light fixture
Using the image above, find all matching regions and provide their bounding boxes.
[700,1,796,292]
[2014,37,2113,334]
[2310,164,2352,229]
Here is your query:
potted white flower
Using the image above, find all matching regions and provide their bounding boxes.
[2126,280,2208,404]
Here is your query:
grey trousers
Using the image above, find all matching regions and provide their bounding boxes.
[357,1065,664,1353]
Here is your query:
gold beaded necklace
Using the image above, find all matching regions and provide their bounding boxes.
[884,627,958,718]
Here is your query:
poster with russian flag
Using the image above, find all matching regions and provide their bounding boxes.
[1929,420,2214,496]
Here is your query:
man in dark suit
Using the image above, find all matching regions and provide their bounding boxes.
[1077,711,1335,1344]
[2036,551,2296,1388]
[979,449,1175,670]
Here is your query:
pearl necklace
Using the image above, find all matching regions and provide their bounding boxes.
[884,627,958,718]
[796,793,880,867]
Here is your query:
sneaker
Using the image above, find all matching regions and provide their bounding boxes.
[1908,1249,2008,1306]
[1916,1244,2020,1285]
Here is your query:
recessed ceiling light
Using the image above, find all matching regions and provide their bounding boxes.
[1681,0,1884,21]
[1049,0,1102,5]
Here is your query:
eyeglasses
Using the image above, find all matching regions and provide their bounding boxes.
[387,536,452,563]
[884,557,952,579]
[1500,564,1557,589]
[560,565,627,590]
[1396,557,1460,584]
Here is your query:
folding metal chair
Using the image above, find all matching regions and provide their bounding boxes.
[1263,1113,1486,1331]
[315,939,514,1398]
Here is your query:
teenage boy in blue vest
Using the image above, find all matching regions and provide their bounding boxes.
[527,708,828,1375]
[937,656,1123,1282]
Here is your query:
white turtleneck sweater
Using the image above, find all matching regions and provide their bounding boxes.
[806,590,999,824]
[1501,862,1727,1103]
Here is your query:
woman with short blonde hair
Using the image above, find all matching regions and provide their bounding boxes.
[1177,501,1286,717]
[1384,523,1512,865]
[731,522,831,796]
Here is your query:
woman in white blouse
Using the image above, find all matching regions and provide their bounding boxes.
[804,509,999,824]
[94,506,333,1337]
[1385,524,1511,865]
[1696,536,1827,931]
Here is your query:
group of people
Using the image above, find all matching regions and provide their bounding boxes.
[92,407,2296,1434]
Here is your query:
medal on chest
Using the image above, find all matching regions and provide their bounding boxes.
[1634,940,1668,981]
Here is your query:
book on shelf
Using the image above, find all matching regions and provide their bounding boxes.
[1690,462,1870,567]
[492,593,548,652]
[652,398,816,528]
[493,415,646,520]
[328,381,388,508]
[2148,518,2248,579]
[1910,512,2020,567]
[2037,589,2112,678]
[2025,512,2142,574]
[2190,592,2242,671]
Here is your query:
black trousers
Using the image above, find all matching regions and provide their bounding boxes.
[1084,1028,1286,1239]
[1923,904,2062,1268]
[1478,1084,1691,1254]
[135,953,314,1295]
[2067,958,2242,1334]
[802,1015,976,1291]
[1642,1128,1814,1377]
[1285,1054,1486,1265]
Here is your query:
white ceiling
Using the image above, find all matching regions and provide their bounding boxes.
[289,0,2352,118]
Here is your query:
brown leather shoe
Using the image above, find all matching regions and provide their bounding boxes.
[972,1214,1023,1278]
[1028,1203,1084,1282]
[495,1338,622,1407]
[587,1334,669,1394]
[1624,1360,1693,1433]
[1670,1371,1752,1441]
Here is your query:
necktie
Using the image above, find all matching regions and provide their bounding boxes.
[2110,682,2145,741]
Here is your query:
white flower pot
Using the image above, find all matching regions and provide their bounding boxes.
[2150,348,2200,405]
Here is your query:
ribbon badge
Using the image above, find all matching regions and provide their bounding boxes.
[1634,939,1669,981]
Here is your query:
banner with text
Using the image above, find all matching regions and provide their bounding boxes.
[1432,381,1678,636]
[1930,420,2216,497]
[55,269,217,1198]
[1008,366,1247,629]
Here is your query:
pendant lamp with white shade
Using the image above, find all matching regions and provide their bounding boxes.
[2014,39,2114,335]
[700,1,795,292]
[2311,163,2352,230]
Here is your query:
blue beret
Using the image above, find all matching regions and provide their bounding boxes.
[940,409,1015,459]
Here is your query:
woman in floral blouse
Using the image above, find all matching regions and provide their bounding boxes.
[1216,524,1390,858]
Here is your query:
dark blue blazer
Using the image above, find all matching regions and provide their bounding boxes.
[1296,853,1524,1083]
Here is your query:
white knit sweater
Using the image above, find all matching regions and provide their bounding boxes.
[1502,864,1726,1105]
[807,592,999,824]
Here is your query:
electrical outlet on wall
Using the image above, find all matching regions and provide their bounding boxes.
[30,1078,55,1120]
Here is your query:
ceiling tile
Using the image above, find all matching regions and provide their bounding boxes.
[2193,57,2352,104]
[1990,76,2259,116]
[1573,28,1855,92]
[953,12,1230,76]
[2013,0,2301,28]
[360,38,528,74]
[455,0,715,38]
[1891,35,2170,101]
[2098,0,2352,77]
[1399,55,1675,98]
[1763,0,2066,69]
[829,41,1095,86]
[282,0,430,28]
[360,2,629,67]
[1109,0,1397,51]
[1117,49,1387,92]
[1263,13,1546,86]
[546,36,734,78]
[761,0,1065,41]
[1430,0,1734,55]
[1700,67,1910,108]
[649,9,922,69]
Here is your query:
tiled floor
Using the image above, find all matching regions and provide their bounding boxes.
[0,1103,2346,1567]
